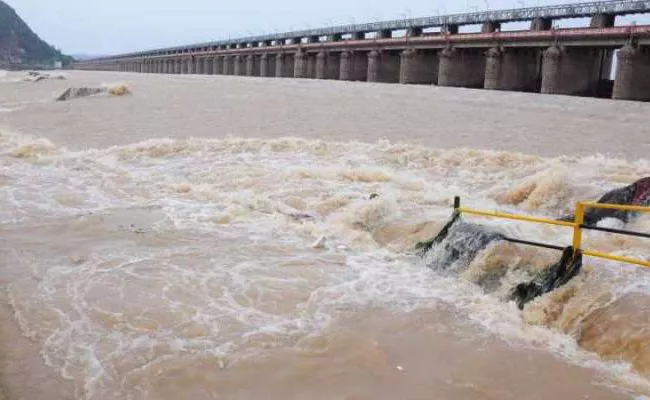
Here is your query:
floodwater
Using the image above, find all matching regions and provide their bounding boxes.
[1,70,650,400]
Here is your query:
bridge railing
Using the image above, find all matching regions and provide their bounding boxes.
[88,0,650,61]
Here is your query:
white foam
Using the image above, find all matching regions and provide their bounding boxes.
[3,134,650,398]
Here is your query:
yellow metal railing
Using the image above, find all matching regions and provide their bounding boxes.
[453,196,650,269]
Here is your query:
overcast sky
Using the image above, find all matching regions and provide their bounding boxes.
[7,0,648,55]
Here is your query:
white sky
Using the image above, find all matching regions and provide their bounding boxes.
[7,0,649,55]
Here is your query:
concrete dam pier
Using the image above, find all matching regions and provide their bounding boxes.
[75,1,650,101]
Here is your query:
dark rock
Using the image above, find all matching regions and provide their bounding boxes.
[56,87,106,102]
[561,177,650,225]
[510,246,582,309]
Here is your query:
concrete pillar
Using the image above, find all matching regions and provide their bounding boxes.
[195,58,203,74]
[187,58,195,74]
[275,54,286,77]
[316,51,340,80]
[175,58,182,74]
[234,55,244,75]
[367,51,380,82]
[205,58,213,75]
[484,47,541,91]
[613,45,650,101]
[223,55,233,75]
[399,49,439,84]
[591,13,615,28]
[367,50,400,83]
[213,56,223,75]
[275,53,295,77]
[260,54,276,77]
[306,53,317,79]
[540,46,602,96]
[339,51,368,81]
[161,60,167,74]
[294,51,307,78]
[246,54,256,76]
[481,21,500,33]
[438,47,486,88]
[530,17,552,31]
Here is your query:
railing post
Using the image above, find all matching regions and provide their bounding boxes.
[572,202,585,252]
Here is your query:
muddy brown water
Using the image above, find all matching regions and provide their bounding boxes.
[1,70,650,399]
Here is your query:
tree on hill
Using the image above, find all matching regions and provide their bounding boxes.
[0,0,73,66]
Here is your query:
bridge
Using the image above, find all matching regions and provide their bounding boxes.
[74,1,650,101]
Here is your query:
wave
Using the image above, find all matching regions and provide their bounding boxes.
[2,133,650,398]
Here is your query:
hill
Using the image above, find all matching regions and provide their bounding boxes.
[0,0,72,68]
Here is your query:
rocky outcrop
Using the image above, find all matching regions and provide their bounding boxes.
[55,85,131,102]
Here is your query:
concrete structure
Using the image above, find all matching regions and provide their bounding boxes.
[613,45,650,101]
[294,51,307,78]
[399,49,439,85]
[340,51,368,81]
[484,47,541,91]
[275,53,295,77]
[234,55,244,76]
[74,1,650,102]
[260,54,275,77]
[367,51,400,83]
[315,51,340,80]
[438,47,486,88]
[213,56,223,75]
[540,46,602,96]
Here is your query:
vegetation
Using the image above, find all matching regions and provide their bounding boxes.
[0,0,73,67]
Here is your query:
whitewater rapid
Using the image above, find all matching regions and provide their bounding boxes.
[1,128,649,399]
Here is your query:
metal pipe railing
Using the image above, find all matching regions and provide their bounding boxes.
[453,196,650,269]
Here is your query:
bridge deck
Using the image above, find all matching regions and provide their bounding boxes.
[94,0,650,61]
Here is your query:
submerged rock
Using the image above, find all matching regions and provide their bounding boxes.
[423,219,504,274]
[55,85,131,102]
[561,176,650,224]
[420,177,650,309]
[510,246,582,309]
[56,87,104,101]
[24,71,66,82]
[422,217,582,309]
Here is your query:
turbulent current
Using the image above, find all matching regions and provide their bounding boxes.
[1,71,650,400]
[2,131,650,399]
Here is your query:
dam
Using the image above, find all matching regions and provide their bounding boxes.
[73,1,650,101]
